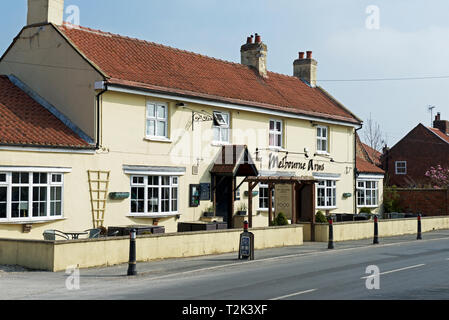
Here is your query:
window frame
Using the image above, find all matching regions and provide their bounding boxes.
[357,180,379,208]
[316,125,329,154]
[130,175,179,217]
[212,111,230,145]
[316,179,337,209]
[395,161,407,175]
[269,119,283,149]
[258,184,275,211]
[146,101,169,140]
[0,172,64,223]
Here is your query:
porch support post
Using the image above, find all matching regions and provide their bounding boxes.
[230,176,235,228]
[311,182,316,242]
[248,181,255,228]
[268,183,274,225]
[292,182,297,225]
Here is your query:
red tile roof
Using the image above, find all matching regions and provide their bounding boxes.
[427,127,449,144]
[361,142,382,166]
[0,76,91,148]
[356,157,384,174]
[57,24,360,125]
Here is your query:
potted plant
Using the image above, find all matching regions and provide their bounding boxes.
[203,205,215,217]
[236,203,247,216]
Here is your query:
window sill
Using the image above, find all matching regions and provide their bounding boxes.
[0,217,66,225]
[128,213,180,219]
[315,151,330,156]
[357,205,379,208]
[268,147,287,152]
[144,137,172,143]
[211,141,230,147]
[317,207,337,210]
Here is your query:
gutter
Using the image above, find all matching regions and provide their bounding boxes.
[95,82,108,149]
[354,125,363,214]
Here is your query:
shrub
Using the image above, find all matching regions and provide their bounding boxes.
[315,211,328,223]
[383,186,402,213]
[272,212,289,226]
[359,207,372,214]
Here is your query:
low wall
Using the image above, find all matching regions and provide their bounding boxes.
[0,224,303,272]
[314,216,449,242]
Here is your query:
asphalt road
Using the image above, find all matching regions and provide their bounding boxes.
[2,230,449,300]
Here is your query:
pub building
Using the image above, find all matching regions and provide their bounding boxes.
[0,1,382,239]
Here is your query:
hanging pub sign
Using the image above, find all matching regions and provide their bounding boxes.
[268,153,325,172]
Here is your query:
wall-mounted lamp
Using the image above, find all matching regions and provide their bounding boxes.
[176,102,186,107]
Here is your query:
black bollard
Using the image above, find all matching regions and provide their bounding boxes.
[328,217,334,249]
[373,215,379,244]
[417,214,422,240]
[127,229,137,276]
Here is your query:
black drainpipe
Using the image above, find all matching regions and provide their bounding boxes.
[354,125,363,214]
[96,83,108,149]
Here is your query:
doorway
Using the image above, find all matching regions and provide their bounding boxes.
[215,176,233,227]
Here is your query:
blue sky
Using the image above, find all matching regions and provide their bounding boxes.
[2,0,449,147]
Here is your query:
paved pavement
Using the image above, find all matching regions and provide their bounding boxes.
[2,229,449,300]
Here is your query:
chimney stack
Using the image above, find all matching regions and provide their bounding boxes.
[241,33,268,78]
[27,0,64,26]
[433,112,449,135]
[293,50,318,87]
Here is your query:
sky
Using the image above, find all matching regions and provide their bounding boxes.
[1,0,449,147]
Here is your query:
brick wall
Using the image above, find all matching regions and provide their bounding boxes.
[383,124,449,187]
[392,188,449,216]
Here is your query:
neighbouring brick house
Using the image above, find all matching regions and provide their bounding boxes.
[382,113,449,188]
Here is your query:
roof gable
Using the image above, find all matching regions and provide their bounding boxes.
[57,23,360,125]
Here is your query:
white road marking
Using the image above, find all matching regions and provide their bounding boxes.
[270,289,318,300]
[139,236,449,282]
[361,264,426,279]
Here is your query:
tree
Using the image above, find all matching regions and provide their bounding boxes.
[425,165,449,189]
[362,114,387,155]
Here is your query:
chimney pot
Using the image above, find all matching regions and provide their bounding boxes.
[241,33,267,78]
[293,50,318,87]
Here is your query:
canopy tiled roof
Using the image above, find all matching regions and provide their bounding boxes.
[356,157,384,175]
[57,23,361,125]
[0,75,91,148]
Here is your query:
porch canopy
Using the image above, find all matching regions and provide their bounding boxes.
[243,176,317,228]
[210,145,258,227]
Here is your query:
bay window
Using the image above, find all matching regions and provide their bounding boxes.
[131,175,179,216]
[0,172,64,222]
[357,180,379,207]
[317,180,337,209]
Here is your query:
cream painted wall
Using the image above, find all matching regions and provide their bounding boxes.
[0,25,104,139]
[0,87,361,239]
[0,88,361,240]
[0,22,366,239]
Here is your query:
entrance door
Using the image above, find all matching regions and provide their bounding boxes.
[215,176,233,227]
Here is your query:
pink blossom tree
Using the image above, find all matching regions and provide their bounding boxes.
[425,165,449,189]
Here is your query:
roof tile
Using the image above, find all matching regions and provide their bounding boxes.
[0,75,91,148]
[58,24,360,124]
